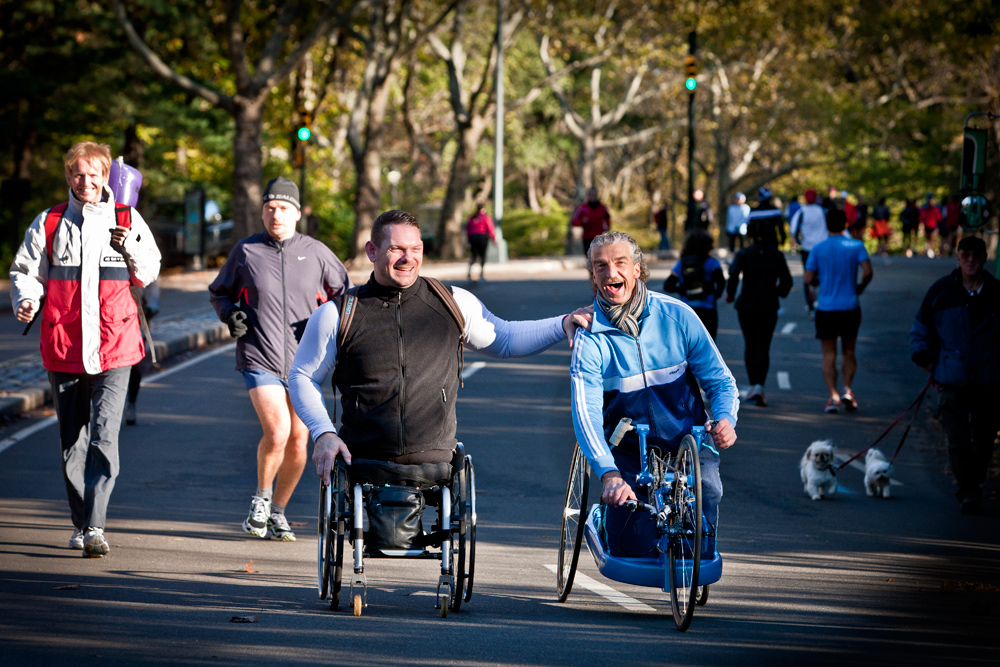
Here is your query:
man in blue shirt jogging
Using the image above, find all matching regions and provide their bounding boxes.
[804,208,873,414]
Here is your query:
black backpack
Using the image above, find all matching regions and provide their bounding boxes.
[680,255,707,300]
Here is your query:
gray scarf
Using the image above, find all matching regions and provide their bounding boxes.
[597,280,647,338]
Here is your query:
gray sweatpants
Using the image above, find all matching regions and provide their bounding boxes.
[49,367,130,530]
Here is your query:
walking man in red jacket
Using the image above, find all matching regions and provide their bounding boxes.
[571,188,611,256]
[9,141,162,557]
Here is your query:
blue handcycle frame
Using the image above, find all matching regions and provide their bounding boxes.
[582,424,723,592]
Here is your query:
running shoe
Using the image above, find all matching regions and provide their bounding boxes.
[268,513,297,542]
[82,528,109,558]
[69,529,85,550]
[825,397,840,414]
[841,391,857,412]
[243,495,270,538]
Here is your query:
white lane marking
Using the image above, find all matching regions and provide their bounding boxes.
[835,453,904,486]
[0,343,237,455]
[462,361,487,380]
[777,372,791,390]
[781,322,797,335]
[544,564,656,612]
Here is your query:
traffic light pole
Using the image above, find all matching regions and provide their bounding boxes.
[685,30,697,231]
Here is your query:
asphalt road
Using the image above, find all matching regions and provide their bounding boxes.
[0,256,997,666]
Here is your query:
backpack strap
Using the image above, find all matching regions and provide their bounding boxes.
[423,277,466,342]
[337,285,362,350]
[422,276,467,387]
[44,203,69,262]
[110,205,156,364]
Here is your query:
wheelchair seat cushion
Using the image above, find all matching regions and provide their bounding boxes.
[348,458,453,487]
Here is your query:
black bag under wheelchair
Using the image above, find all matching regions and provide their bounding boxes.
[317,444,476,617]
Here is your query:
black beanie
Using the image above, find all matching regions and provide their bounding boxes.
[262,177,300,210]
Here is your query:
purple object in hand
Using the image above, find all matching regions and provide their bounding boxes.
[109,156,143,207]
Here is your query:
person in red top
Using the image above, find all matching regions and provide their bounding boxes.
[920,194,943,258]
[9,141,162,558]
[571,187,611,255]
[465,204,496,281]
[940,195,962,257]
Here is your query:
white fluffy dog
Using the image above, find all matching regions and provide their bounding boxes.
[864,448,894,498]
[800,440,838,500]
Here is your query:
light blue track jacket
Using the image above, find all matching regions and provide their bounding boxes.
[570,290,739,479]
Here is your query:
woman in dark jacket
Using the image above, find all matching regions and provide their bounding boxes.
[726,219,793,406]
[664,229,726,339]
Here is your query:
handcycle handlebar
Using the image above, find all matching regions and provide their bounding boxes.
[625,499,658,515]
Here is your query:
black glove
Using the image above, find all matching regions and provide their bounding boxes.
[227,309,248,338]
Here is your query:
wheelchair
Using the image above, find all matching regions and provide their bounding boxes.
[317,443,476,617]
[556,420,722,631]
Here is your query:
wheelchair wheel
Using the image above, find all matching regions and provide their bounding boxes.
[557,445,589,602]
[318,483,332,600]
[450,469,467,613]
[696,585,709,606]
[329,463,348,611]
[668,435,702,632]
[461,456,477,603]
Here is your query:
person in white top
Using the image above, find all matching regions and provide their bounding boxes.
[789,188,829,314]
[725,192,750,253]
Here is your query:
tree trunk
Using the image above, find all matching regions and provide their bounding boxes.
[565,134,597,253]
[526,166,541,212]
[437,118,486,259]
[232,98,265,241]
[349,78,392,264]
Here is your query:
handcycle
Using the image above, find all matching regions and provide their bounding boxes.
[556,419,722,631]
[317,443,476,617]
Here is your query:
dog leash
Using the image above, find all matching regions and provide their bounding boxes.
[836,376,934,470]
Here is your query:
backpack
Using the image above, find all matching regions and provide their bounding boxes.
[680,255,707,300]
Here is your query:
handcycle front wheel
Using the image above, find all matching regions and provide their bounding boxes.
[557,445,590,602]
[668,434,702,632]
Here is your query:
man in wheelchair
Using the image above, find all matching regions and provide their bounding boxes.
[570,232,739,558]
[288,210,589,598]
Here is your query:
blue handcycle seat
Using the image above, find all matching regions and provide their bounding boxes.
[583,504,723,591]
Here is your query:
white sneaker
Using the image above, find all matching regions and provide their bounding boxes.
[243,496,270,538]
[69,529,85,550]
[268,513,297,542]
[751,384,767,407]
[83,527,109,557]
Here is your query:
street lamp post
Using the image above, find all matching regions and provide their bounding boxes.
[488,0,509,263]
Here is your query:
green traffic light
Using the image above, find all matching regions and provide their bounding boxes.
[297,126,311,141]
[685,77,697,91]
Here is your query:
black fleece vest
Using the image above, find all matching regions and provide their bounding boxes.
[334,276,463,459]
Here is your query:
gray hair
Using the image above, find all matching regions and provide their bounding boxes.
[586,231,649,284]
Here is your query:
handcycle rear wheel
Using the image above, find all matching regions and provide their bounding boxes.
[557,445,590,602]
[668,435,702,632]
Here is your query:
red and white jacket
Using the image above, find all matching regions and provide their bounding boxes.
[10,186,161,374]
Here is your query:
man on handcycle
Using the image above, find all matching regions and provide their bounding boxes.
[570,231,739,558]
[289,209,589,491]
